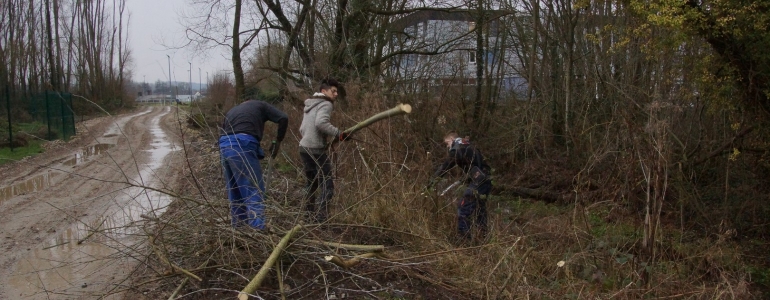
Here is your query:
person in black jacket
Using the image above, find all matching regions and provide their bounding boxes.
[219,100,288,229]
[430,131,492,242]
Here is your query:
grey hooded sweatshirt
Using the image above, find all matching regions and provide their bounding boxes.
[299,93,341,154]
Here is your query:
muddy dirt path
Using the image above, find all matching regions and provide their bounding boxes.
[0,106,185,299]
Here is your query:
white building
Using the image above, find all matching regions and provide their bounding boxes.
[388,10,527,97]
[135,94,174,104]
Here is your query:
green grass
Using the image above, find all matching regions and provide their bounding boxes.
[0,140,44,165]
[15,121,46,133]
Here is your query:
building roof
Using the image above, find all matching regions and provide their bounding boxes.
[390,9,512,31]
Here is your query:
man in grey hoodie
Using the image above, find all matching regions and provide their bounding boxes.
[299,79,349,222]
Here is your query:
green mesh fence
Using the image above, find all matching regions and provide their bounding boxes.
[27,91,76,141]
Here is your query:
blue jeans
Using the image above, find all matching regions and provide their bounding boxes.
[457,181,491,236]
[219,134,266,229]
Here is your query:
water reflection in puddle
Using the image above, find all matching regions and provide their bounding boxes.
[63,143,113,167]
[0,143,115,205]
[0,172,58,204]
[9,224,134,299]
[8,107,176,299]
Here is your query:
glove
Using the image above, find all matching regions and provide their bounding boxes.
[268,140,280,158]
[338,132,351,141]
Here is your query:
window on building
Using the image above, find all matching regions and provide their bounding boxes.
[406,24,416,37]
[469,51,476,63]
[406,54,417,68]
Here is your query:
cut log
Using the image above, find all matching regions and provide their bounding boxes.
[331,103,412,146]
[238,225,302,300]
[324,252,381,269]
[302,239,385,252]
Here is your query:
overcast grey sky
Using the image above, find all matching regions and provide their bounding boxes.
[127,0,231,85]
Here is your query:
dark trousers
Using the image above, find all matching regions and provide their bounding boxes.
[457,181,492,237]
[300,151,334,222]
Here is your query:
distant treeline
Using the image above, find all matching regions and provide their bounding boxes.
[0,0,132,119]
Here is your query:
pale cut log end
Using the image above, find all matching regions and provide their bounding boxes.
[399,103,412,114]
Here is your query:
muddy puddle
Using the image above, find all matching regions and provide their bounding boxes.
[0,143,117,205]
[8,107,177,299]
[63,143,114,167]
[0,109,150,206]
[0,172,59,204]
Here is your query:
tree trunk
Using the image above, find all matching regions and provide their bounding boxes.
[53,0,64,92]
[44,0,58,90]
[232,0,245,102]
[117,0,126,106]
[472,0,485,132]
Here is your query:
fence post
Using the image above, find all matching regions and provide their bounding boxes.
[59,93,66,139]
[69,94,76,137]
[45,91,52,140]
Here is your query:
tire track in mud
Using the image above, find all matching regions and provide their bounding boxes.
[0,108,153,189]
[0,106,182,299]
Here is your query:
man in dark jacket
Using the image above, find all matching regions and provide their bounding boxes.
[298,79,349,222]
[219,100,288,229]
[430,131,492,242]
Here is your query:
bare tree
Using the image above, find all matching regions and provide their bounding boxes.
[0,0,131,111]
[182,0,266,102]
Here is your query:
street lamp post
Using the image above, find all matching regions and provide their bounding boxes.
[188,62,192,102]
[166,54,172,106]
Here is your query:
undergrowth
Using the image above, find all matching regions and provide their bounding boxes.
[123,85,763,299]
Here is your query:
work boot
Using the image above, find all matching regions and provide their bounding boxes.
[315,211,328,224]
[316,200,329,224]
